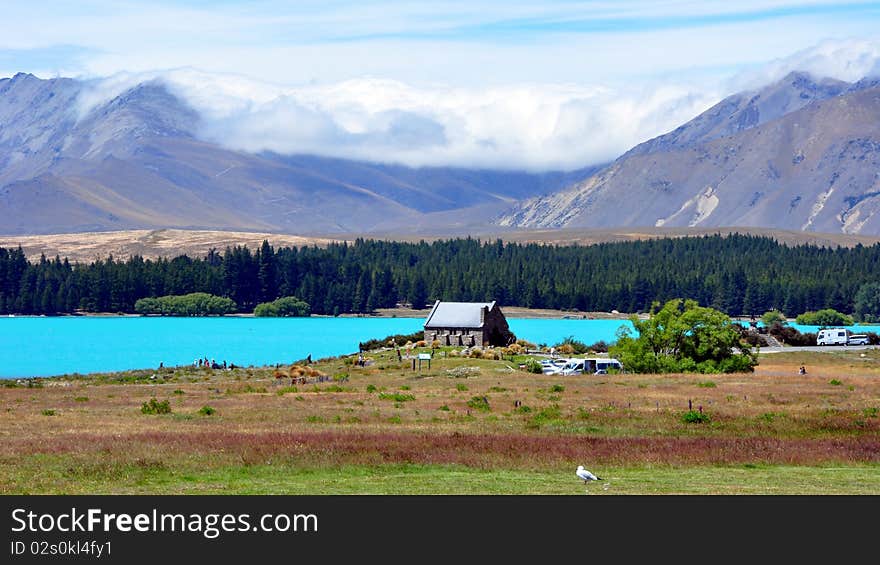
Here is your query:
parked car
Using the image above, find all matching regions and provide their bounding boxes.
[847,334,870,346]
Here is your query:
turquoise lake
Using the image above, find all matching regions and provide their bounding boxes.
[0,316,867,378]
[0,316,635,378]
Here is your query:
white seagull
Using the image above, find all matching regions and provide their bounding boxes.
[576,465,603,484]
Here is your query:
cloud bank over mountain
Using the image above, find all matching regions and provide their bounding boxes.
[71,69,718,171]
[69,34,880,172]
[4,1,880,171]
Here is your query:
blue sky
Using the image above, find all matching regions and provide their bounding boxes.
[3,1,879,84]
[3,1,880,169]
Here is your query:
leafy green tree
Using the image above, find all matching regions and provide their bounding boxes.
[761,310,787,327]
[854,283,880,323]
[610,299,756,374]
[134,293,237,316]
[795,309,854,326]
[253,296,311,317]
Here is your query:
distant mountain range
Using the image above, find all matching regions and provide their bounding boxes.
[3,71,880,236]
[498,72,880,234]
[0,72,596,235]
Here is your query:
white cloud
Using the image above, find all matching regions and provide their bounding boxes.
[12,1,878,172]
[75,68,721,171]
[731,36,880,89]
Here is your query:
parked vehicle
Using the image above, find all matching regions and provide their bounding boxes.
[847,334,870,346]
[560,358,623,375]
[594,359,624,373]
[541,359,568,375]
[816,328,850,346]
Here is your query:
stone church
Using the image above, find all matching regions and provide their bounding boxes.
[423,301,515,347]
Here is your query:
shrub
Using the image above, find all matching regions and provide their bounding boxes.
[610,299,756,374]
[489,386,508,392]
[172,389,185,395]
[198,405,216,416]
[528,405,562,428]
[697,381,717,388]
[41,409,56,416]
[74,396,89,402]
[359,331,424,352]
[555,336,593,354]
[366,384,378,393]
[830,379,843,386]
[515,405,532,414]
[682,410,710,423]
[456,383,469,391]
[378,392,415,402]
[141,398,172,414]
[253,296,311,317]
[466,396,491,412]
[135,293,237,316]
[795,309,854,326]
[549,384,565,393]
[438,405,450,411]
[761,310,787,327]
[767,323,816,346]
[525,359,543,374]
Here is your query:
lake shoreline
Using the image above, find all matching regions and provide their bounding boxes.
[6,306,642,321]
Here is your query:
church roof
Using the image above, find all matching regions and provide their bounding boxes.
[424,301,497,328]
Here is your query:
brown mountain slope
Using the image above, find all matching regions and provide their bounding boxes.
[499,73,880,235]
[0,73,593,236]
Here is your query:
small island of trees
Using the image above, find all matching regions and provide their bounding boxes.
[253,296,311,317]
[134,293,237,316]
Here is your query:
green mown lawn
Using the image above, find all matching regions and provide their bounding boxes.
[3,460,878,494]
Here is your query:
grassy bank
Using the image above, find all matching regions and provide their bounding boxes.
[2,346,878,494]
[4,460,879,495]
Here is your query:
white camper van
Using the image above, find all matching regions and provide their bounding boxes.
[816,328,850,346]
[560,358,623,375]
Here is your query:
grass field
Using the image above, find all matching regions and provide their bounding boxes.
[4,226,880,262]
[1,347,878,494]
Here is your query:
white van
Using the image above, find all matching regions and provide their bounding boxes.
[561,358,623,375]
[594,359,624,374]
[816,328,850,346]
